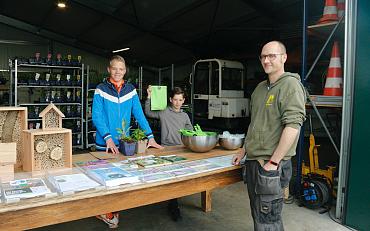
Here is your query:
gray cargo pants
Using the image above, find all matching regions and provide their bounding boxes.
[243,159,292,231]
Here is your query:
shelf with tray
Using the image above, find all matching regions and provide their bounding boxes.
[10,59,87,149]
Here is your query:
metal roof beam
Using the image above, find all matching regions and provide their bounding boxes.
[0,14,108,57]
[152,0,211,29]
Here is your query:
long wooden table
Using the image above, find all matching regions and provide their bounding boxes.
[0,146,242,230]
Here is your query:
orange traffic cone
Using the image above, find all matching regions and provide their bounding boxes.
[318,0,339,24]
[337,0,345,18]
[323,41,343,96]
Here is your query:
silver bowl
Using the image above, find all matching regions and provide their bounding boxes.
[219,137,245,150]
[181,134,218,153]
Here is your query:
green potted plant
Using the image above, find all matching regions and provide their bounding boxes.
[131,127,147,154]
[116,120,136,156]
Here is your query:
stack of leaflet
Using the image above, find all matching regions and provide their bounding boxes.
[1,178,55,203]
[157,164,197,177]
[129,155,172,168]
[47,169,103,195]
[159,155,187,163]
[86,167,139,187]
[138,171,175,183]
[206,155,235,168]
[111,160,139,170]
[129,168,175,183]
[75,160,140,187]
[74,159,113,170]
[181,159,224,173]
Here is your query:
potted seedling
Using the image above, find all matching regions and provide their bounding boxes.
[116,120,137,156]
[131,128,147,154]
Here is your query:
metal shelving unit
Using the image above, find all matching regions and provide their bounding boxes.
[10,59,87,149]
[84,68,96,150]
[296,1,345,219]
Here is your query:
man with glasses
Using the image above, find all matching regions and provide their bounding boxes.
[232,41,306,230]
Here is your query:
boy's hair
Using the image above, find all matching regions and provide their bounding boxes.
[170,87,185,98]
[109,55,126,66]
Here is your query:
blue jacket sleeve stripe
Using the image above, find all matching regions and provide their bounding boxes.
[103,134,112,141]
[119,89,137,103]
[95,88,119,103]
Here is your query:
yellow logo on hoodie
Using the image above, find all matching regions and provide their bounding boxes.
[266,95,275,106]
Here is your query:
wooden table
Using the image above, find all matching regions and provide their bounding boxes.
[0,146,242,230]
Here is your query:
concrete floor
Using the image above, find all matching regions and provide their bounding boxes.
[33,182,351,231]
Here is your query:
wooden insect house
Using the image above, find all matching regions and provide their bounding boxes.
[39,103,64,130]
[0,107,27,171]
[23,103,72,172]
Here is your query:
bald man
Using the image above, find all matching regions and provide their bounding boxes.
[232,41,306,231]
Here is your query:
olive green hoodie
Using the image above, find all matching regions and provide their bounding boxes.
[245,72,306,160]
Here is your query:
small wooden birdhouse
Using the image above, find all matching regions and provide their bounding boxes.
[39,103,65,130]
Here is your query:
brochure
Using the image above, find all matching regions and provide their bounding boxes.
[159,155,187,163]
[206,155,235,168]
[181,159,211,168]
[74,160,114,170]
[190,163,224,173]
[129,168,162,176]
[2,178,51,200]
[112,160,139,170]
[133,156,172,168]
[48,173,101,193]
[87,166,140,187]
[157,164,185,172]
[139,172,175,183]
[166,167,197,177]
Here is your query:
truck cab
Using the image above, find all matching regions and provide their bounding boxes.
[192,59,249,132]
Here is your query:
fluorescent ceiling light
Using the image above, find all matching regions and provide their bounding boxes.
[112,48,130,53]
[57,1,66,8]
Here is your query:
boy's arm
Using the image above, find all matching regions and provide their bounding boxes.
[144,99,161,119]
[184,114,193,130]
[132,92,154,140]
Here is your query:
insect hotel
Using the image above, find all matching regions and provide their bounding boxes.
[22,103,72,171]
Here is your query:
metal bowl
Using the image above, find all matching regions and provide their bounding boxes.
[181,134,218,153]
[219,137,245,150]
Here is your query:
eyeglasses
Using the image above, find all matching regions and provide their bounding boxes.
[259,53,284,61]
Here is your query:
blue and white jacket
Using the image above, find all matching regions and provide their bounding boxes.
[92,79,153,151]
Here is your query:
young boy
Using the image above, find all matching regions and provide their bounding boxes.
[93,55,162,228]
[145,86,193,221]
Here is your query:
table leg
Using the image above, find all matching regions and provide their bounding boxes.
[201,190,212,212]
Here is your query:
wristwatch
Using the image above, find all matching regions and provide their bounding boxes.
[268,160,279,167]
